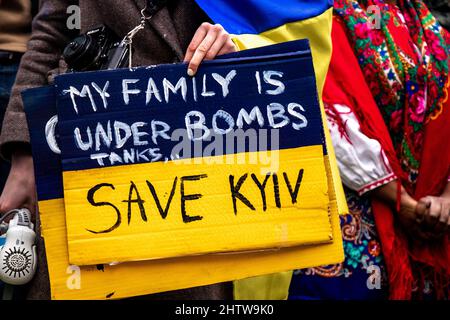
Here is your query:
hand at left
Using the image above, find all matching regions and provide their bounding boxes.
[184,22,237,76]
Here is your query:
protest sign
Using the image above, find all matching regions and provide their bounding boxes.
[25,39,344,299]
[54,40,333,265]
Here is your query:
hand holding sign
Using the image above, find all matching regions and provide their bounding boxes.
[53,40,333,265]
[184,22,237,76]
[24,39,344,299]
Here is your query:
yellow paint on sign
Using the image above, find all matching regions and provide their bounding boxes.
[39,173,342,300]
[63,146,332,265]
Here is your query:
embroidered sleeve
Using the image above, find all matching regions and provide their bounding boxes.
[326,104,397,195]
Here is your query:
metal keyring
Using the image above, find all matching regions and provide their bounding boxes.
[122,4,153,68]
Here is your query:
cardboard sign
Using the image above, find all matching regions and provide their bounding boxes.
[24,40,344,299]
[54,41,333,265]
[25,84,343,300]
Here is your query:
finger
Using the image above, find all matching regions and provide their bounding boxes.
[203,32,229,61]
[436,203,449,235]
[424,199,441,229]
[187,26,221,76]
[0,197,13,215]
[184,22,209,63]
[0,197,5,214]
[0,201,15,223]
[447,212,450,233]
[217,40,237,56]
[415,197,430,224]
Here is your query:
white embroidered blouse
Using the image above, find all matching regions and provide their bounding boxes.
[326,104,397,195]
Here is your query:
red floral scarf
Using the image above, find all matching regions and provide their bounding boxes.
[325,0,450,299]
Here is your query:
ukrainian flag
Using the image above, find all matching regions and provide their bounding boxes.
[195,0,348,299]
[196,1,332,94]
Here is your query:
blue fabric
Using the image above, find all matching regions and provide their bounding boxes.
[289,188,389,300]
[289,266,388,300]
[195,0,333,34]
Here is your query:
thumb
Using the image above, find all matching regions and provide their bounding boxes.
[415,197,431,222]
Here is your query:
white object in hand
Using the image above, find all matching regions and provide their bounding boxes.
[0,209,37,285]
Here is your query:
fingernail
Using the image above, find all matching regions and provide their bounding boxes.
[187,68,195,77]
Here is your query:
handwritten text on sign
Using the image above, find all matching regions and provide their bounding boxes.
[55,49,332,265]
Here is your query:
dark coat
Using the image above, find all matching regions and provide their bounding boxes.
[425,0,450,31]
[2,0,232,300]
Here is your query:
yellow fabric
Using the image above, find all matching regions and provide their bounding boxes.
[232,7,348,300]
[234,271,293,300]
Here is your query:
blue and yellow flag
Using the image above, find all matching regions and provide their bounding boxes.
[195,0,348,299]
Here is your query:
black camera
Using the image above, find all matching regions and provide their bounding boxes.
[62,25,129,72]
